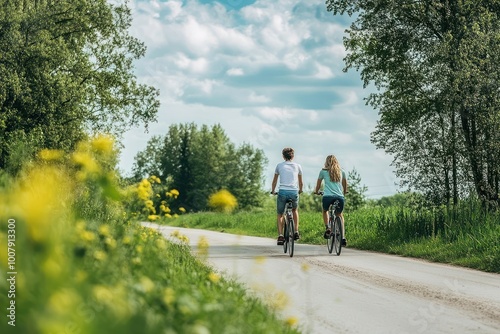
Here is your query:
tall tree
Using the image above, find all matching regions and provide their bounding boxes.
[132,123,268,211]
[0,0,159,172]
[326,0,500,206]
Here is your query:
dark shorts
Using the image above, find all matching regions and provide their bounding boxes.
[277,190,299,214]
[322,196,344,214]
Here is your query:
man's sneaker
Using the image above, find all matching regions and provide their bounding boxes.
[323,228,331,239]
[277,235,285,245]
[294,231,300,240]
[341,238,347,246]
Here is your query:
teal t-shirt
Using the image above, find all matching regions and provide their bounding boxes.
[318,169,346,198]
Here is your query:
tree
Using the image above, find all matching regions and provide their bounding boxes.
[326,0,500,207]
[132,123,268,211]
[345,168,367,211]
[0,0,159,173]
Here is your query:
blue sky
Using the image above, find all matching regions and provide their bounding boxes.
[119,0,400,198]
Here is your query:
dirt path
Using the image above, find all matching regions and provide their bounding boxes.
[143,223,500,334]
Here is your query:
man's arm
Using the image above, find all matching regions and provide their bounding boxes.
[271,173,279,193]
[298,174,303,194]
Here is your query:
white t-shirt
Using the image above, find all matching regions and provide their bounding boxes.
[274,161,303,191]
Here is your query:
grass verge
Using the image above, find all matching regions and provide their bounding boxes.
[163,206,500,273]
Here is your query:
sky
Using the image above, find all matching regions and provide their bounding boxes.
[117,0,400,199]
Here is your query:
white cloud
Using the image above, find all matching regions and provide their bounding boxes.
[248,92,270,103]
[226,67,244,76]
[120,0,399,198]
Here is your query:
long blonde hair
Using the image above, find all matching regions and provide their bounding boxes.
[324,155,341,182]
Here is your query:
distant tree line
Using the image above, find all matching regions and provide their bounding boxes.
[327,0,500,208]
[132,123,268,212]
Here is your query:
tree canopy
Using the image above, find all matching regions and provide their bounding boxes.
[0,0,159,173]
[132,123,268,212]
[326,0,500,207]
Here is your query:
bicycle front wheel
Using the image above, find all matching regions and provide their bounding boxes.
[288,217,294,257]
[333,216,343,256]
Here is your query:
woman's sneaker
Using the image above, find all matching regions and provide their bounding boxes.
[323,228,331,239]
[277,235,285,245]
[341,238,347,246]
[294,231,300,240]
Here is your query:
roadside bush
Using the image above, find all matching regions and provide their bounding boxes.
[0,135,299,334]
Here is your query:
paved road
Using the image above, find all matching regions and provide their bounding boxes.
[143,223,500,334]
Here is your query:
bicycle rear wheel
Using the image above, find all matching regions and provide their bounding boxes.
[288,217,294,257]
[327,218,334,254]
[283,217,288,253]
[333,216,343,256]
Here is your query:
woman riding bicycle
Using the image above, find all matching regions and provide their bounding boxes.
[314,154,348,246]
[271,147,303,245]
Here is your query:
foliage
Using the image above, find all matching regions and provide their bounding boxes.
[208,189,238,213]
[345,168,367,210]
[0,0,159,173]
[0,136,300,334]
[326,0,500,207]
[132,123,268,212]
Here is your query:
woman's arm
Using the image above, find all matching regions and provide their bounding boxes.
[314,178,322,194]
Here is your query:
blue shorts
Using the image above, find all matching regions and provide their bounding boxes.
[277,190,299,214]
[322,196,344,214]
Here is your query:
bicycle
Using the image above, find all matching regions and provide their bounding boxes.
[271,192,295,257]
[317,192,343,255]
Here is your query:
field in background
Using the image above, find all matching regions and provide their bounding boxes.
[166,198,500,273]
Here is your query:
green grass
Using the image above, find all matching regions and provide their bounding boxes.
[163,202,500,273]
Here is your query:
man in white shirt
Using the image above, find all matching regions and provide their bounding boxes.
[271,147,303,245]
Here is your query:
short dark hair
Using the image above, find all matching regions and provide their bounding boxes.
[282,147,294,160]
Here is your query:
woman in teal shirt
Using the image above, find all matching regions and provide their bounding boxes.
[314,154,348,246]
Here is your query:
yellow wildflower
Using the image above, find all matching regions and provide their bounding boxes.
[98,225,111,237]
[80,230,96,242]
[13,165,72,243]
[139,276,155,293]
[72,151,99,173]
[208,189,238,213]
[93,250,107,261]
[90,134,114,155]
[285,317,299,327]
[38,149,64,161]
[105,237,117,249]
[167,189,179,198]
[155,238,167,250]
[208,272,220,283]
[179,207,186,213]
[197,236,210,258]
[162,287,175,306]
[48,289,80,315]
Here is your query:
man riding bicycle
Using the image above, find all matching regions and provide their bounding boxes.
[271,147,303,245]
